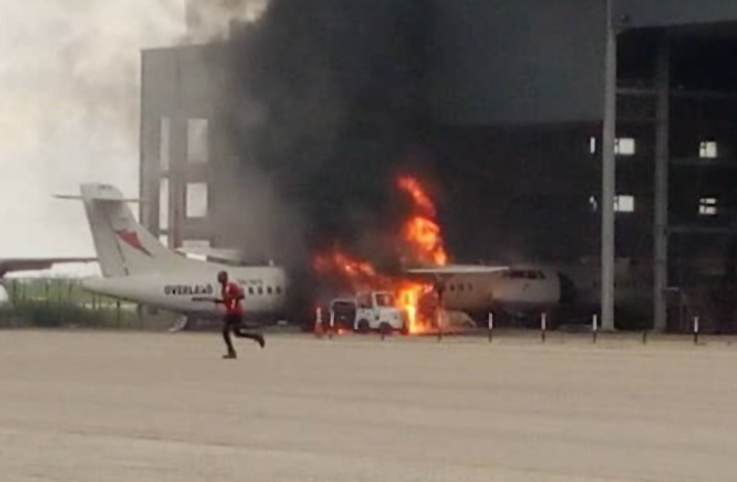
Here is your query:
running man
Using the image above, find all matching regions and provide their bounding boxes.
[216,270,265,359]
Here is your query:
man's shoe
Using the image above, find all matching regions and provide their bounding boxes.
[255,334,265,349]
[222,351,237,359]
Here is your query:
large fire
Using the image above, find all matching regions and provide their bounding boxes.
[397,175,448,266]
[313,174,447,334]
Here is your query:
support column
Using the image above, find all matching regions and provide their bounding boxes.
[169,118,187,249]
[653,35,671,331]
[139,52,162,238]
[601,0,617,332]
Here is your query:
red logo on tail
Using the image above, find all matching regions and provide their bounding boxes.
[115,230,152,256]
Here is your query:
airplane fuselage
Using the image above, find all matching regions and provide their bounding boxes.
[82,266,288,318]
[431,266,562,316]
[419,261,652,321]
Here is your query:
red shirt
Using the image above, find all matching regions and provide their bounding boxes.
[221,281,244,316]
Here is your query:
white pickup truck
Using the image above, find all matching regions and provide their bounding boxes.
[331,291,408,335]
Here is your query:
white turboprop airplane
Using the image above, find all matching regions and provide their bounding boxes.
[59,183,288,320]
[407,258,653,324]
[0,257,97,308]
[406,265,558,317]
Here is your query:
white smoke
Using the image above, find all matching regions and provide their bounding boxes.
[0,0,185,259]
[185,0,269,42]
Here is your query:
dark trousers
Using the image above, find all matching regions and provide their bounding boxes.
[222,313,261,353]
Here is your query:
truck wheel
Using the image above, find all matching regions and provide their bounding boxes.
[379,322,393,337]
[357,319,371,333]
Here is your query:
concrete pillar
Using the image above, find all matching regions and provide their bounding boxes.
[653,35,671,332]
[139,53,162,237]
[600,0,617,332]
[169,118,187,249]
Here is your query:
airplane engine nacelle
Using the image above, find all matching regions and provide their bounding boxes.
[491,267,561,314]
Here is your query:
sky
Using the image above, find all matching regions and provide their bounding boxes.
[0,0,186,262]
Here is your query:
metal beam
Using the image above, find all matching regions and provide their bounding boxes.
[601,0,617,332]
[653,34,670,332]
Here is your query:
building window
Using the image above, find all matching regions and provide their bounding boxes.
[699,197,718,216]
[699,141,718,159]
[591,137,636,156]
[160,179,169,230]
[186,183,208,218]
[615,138,636,156]
[187,119,209,163]
[160,118,171,171]
[614,195,635,213]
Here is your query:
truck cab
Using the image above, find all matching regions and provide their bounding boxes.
[354,291,408,334]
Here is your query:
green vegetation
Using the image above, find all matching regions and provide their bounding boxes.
[1,278,141,329]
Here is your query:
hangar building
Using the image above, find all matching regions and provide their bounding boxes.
[140,0,737,331]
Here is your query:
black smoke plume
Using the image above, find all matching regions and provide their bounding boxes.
[218,0,434,308]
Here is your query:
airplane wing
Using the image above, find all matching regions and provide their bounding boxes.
[405,264,510,276]
[176,246,245,263]
[0,257,96,278]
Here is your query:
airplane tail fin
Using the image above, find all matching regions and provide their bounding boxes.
[59,183,193,277]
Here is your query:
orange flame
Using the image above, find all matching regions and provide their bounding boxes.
[313,174,448,335]
[313,249,382,291]
[397,176,436,217]
[397,175,448,267]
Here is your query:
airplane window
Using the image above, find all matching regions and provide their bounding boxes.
[258,287,263,295]
[449,285,455,291]
[468,284,473,291]
[248,287,254,295]
[267,286,273,295]
[459,285,465,292]
[276,286,282,295]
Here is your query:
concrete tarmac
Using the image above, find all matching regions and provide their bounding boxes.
[1,331,736,481]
